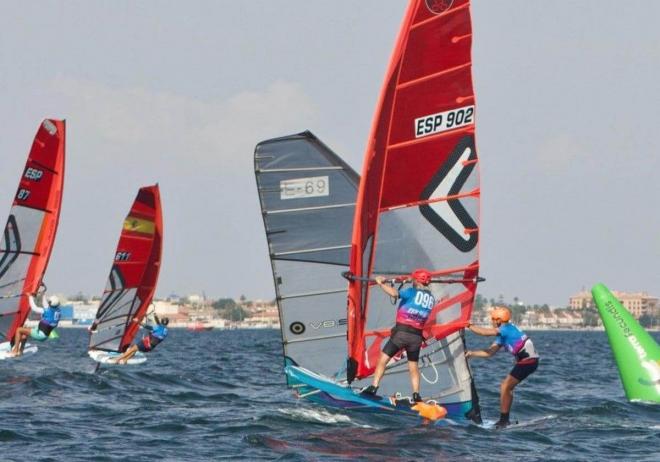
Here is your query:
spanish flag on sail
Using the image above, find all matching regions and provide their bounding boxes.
[123,215,155,235]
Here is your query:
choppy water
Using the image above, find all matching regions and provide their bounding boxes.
[0,329,658,461]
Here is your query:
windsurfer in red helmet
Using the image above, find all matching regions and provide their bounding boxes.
[360,268,435,403]
[466,306,539,428]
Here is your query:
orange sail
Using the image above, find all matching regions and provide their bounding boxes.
[347,0,480,382]
[88,185,163,352]
[0,119,65,342]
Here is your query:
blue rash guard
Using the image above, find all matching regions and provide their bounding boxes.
[149,324,168,341]
[395,287,436,331]
[41,306,61,327]
[29,296,60,339]
[495,323,539,362]
[138,324,168,352]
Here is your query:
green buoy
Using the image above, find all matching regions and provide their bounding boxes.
[592,283,660,403]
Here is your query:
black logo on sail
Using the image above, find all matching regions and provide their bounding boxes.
[0,215,21,280]
[419,136,478,252]
[95,265,128,320]
[425,0,454,14]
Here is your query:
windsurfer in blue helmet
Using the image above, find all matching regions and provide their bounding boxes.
[10,293,62,356]
[113,314,169,364]
[466,306,539,428]
[360,268,435,403]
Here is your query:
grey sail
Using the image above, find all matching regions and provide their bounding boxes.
[255,131,355,382]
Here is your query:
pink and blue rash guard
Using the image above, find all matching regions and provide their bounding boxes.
[495,323,538,360]
[395,287,436,331]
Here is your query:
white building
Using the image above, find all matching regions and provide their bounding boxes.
[72,301,100,320]
[153,300,180,315]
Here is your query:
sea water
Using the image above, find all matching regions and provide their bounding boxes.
[1,329,658,461]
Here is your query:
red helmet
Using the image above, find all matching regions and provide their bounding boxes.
[411,269,432,285]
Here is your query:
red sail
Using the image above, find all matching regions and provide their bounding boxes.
[0,119,65,342]
[347,0,480,381]
[88,185,163,353]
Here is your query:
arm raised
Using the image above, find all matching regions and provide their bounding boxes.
[375,277,399,299]
[28,295,45,314]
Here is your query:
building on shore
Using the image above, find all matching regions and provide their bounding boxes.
[476,306,592,329]
[569,290,658,319]
[69,301,99,325]
[56,294,280,329]
[569,291,594,310]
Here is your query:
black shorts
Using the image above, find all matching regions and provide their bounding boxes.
[382,325,424,362]
[137,335,160,353]
[38,321,54,337]
[510,358,539,382]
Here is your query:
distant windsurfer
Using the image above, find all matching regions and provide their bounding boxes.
[10,293,61,356]
[112,315,169,364]
[360,269,435,403]
[466,307,539,428]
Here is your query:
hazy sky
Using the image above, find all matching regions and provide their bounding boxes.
[1,1,659,306]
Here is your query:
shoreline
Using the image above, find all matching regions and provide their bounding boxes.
[25,317,660,333]
[40,324,660,333]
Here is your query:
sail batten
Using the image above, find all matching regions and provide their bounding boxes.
[397,62,473,89]
[379,189,479,212]
[258,167,345,173]
[273,244,352,257]
[285,333,347,345]
[266,203,355,215]
[279,288,348,300]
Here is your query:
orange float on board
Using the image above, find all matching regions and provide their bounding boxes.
[412,402,447,421]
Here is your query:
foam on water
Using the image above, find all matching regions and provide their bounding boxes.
[278,406,371,427]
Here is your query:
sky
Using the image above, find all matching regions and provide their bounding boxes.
[1,1,659,306]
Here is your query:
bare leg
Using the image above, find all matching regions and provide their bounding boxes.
[116,345,139,365]
[12,330,22,354]
[407,361,420,394]
[371,352,392,388]
[12,327,32,355]
[121,346,139,364]
[500,374,520,414]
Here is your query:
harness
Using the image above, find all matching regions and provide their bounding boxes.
[514,338,539,363]
[142,335,153,350]
[393,323,424,337]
